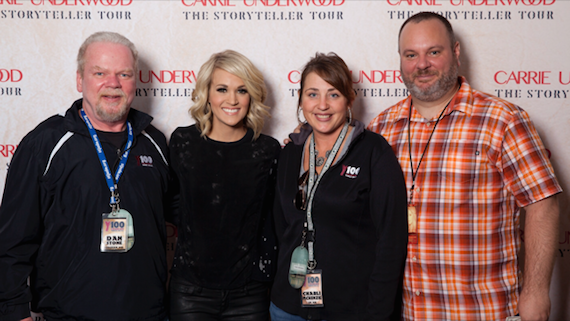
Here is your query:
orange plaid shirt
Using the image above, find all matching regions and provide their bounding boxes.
[368,77,561,321]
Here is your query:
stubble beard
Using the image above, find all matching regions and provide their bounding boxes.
[403,61,459,102]
[95,90,129,123]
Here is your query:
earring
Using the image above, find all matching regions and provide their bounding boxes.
[297,107,306,124]
[347,108,352,124]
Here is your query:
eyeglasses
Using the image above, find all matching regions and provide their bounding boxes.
[294,171,309,211]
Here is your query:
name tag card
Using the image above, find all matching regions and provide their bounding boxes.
[301,270,324,308]
[101,214,128,252]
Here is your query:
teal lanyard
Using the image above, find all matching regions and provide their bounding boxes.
[304,121,349,269]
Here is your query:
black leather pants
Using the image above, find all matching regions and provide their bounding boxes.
[169,277,270,321]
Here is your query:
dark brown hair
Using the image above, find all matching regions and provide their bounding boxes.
[298,52,355,111]
[398,12,457,50]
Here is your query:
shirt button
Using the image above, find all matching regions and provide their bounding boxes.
[415,290,421,296]
[412,256,417,262]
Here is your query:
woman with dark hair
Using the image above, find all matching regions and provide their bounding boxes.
[169,50,280,320]
[270,53,408,321]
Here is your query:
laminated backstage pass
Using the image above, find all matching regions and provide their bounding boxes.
[101,209,135,252]
[301,270,324,307]
[408,205,418,244]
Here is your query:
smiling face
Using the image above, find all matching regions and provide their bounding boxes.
[300,72,349,138]
[208,68,250,138]
[77,41,136,132]
[399,18,460,103]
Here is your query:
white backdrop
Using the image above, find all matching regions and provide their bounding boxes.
[1,0,569,319]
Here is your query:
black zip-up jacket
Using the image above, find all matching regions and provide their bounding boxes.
[271,121,408,321]
[0,99,170,321]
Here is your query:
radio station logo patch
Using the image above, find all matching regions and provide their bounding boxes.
[136,155,153,167]
[341,164,360,179]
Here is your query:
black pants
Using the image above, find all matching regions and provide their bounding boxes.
[169,277,270,321]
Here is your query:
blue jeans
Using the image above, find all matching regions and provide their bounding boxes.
[269,302,326,321]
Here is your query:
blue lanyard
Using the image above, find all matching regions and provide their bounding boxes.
[80,109,133,208]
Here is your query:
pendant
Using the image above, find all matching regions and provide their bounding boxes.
[314,149,330,167]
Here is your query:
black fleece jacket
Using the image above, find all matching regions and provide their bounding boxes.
[271,121,408,321]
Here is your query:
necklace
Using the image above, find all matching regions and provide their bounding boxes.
[314,150,331,166]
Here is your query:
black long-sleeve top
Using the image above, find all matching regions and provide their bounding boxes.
[169,125,280,289]
[271,121,408,321]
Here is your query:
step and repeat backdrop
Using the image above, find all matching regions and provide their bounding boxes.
[1,0,569,319]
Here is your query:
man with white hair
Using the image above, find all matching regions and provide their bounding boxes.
[0,32,170,321]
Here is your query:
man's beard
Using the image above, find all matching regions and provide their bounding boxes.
[95,90,129,123]
[403,61,459,102]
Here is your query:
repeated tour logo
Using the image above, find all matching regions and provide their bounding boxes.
[287,69,409,99]
[139,69,197,84]
[0,144,17,158]
[1,0,132,5]
[386,0,555,6]
[182,0,345,6]
[494,70,570,99]
[180,0,346,21]
[1,144,17,175]
[0,69,22,82]
[136,69,197,98]
[1,0,133,20]
[0,68,22,96]
[287,70,403,84]
[494,70,570,86]
[385,0,555,21]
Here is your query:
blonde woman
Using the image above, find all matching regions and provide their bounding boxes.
[169,50,280,320]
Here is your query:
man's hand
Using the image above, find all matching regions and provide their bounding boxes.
[519,288,550,321]
[519,194,559,321]
[21,318,33,321]
[283,123,303,145]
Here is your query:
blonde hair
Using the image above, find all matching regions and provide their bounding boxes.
[190,50,269,140]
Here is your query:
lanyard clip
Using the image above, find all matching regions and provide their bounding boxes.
[408,184,415,205]
[110,186,121,213]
